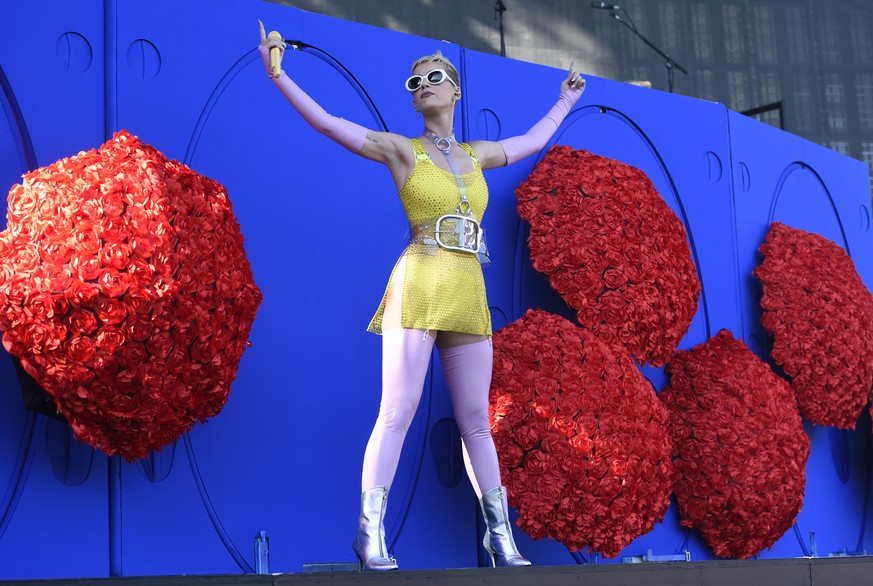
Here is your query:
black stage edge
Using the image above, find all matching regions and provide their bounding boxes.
[5,557,873,586]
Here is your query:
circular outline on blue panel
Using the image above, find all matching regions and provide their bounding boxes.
[704,151,723,182]
[769,162,849,255]
[515,105,711,341]
[739,162,751,192]
[56,32,93,74]
[860,205,871,232]
[126,39,162,80]
[185,43,388,166]
[476,109,502,141]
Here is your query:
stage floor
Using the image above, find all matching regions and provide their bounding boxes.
[4,557,873,586]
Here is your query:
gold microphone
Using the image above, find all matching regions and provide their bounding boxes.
[268,31,283,77]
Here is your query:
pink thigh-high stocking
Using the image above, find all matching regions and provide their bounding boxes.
[361,328,435,491]
[437,334,501,498]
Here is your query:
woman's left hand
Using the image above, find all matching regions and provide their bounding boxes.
[561,60,587,95]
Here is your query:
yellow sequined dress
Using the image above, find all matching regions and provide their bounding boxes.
[367,138,491,336]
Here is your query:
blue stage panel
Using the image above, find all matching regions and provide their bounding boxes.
[0,1,110,579]
[0,0,872,578]
[0,415,108,580]
[112,0,480,573]
[111,0,304,161]
[727,110,873,559]
[0,0,105,165]
[461,49,742,563]
[727,111,872,354]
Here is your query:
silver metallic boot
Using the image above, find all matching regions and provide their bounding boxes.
[352,485,398,571]
[480,486,531,567]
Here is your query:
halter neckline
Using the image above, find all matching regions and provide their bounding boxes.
[424,128,455,154]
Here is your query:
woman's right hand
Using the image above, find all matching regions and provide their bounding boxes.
[560,59,586,105]
[258,20,286,78]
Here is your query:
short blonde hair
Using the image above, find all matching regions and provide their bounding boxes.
[410,51,461,90]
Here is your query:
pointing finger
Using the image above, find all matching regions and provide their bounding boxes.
[258,20,267,44]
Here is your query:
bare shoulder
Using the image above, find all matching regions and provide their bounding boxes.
[467,140,508,170]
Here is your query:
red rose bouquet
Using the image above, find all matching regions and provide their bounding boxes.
[490,308,673,557]
[753,222,873,428]
[0,130,262,461]
[515,146,700,367]
[660,330,810,559]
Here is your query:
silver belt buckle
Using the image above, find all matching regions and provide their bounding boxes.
[435,214,481,254]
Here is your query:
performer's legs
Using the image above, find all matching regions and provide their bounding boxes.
[356,258,435,570]
[360,327,435,491]
[437,331,530,568]
[436,333,500,498]
[362,257,435,490]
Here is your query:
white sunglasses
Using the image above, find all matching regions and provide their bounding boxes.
[405,68,458,92]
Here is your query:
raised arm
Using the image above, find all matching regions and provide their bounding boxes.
[471,61,586,170]
[257,21,411,177]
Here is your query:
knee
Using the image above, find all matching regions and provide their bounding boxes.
[456,406,491,438]
[376,401,418,434]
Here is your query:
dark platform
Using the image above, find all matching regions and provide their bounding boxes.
[5,557,873,586]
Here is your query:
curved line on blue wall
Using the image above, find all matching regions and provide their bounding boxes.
[489,304,509,331]
[0,65,38,171]
[293,42,389,132]
[767,162,850,254]
[0,63,42,545]
[45,417,95,487]
[512,105,712,341]
[136,443,176,484]
[828,428,851,485]
[768,162,854,491]
[183,44,389,166]
[0,414,41,541]
[182,433,254,573]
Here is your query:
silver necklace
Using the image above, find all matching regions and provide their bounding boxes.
[424,128,471,216]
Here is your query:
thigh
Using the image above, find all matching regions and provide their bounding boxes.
[382,255,407,330]
[381,327,436,406]
[435,330,489,349]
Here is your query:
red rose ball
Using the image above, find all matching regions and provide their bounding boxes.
[0,130,262,461]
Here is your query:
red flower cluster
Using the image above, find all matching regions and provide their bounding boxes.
[660,330,810,559]
[515,146,700,367]
[490,309,673,557]
[753,222,873,428]
[0,130,262,461]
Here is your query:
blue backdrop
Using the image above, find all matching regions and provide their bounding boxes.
[0,0,871,579]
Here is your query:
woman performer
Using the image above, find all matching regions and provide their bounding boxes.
[258,21,586,570]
